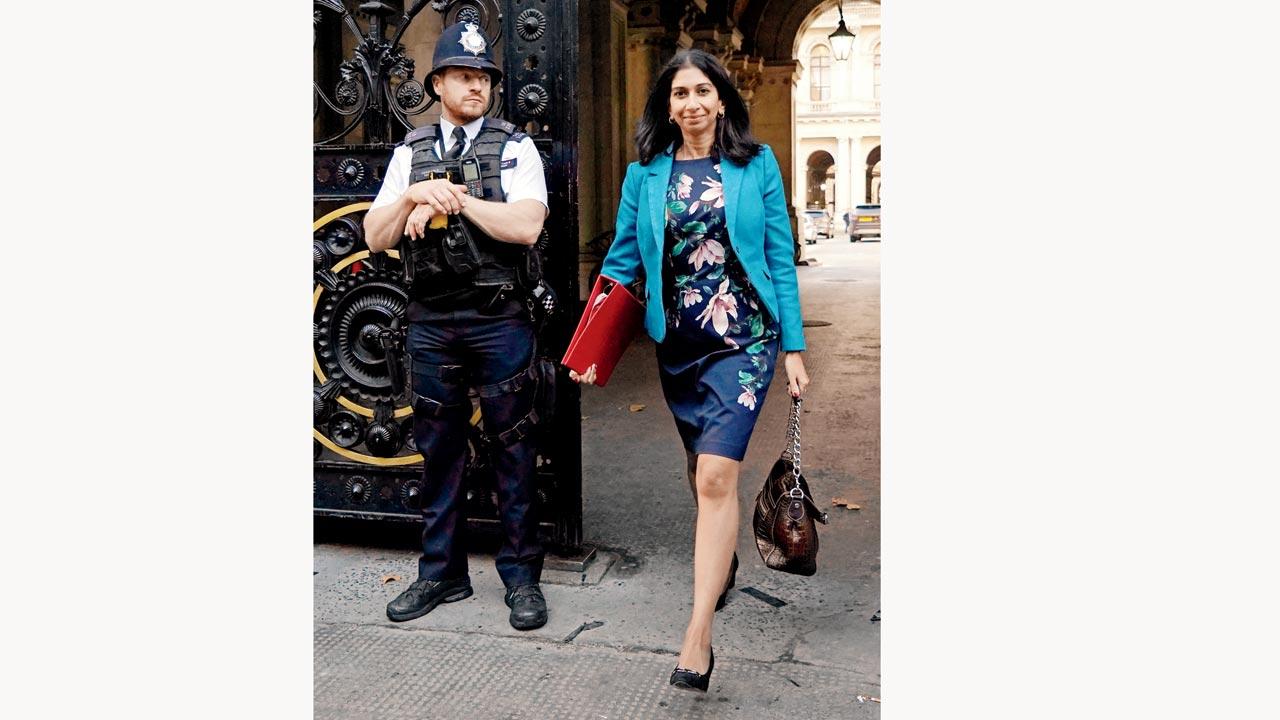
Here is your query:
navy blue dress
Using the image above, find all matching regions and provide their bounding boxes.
[657,154,780,461]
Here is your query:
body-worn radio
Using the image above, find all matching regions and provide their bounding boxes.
[458,156,484,199]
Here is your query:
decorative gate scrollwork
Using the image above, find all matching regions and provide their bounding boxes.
[313,0,507,145]
[313,0,580,547]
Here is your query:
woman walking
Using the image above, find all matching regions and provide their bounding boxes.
[570,49,809,691]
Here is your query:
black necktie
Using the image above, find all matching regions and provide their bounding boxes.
[443,126,467,160]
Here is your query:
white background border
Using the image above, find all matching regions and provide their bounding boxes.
[4,1,1279,717]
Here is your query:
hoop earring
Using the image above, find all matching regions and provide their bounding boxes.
[717,109,725,118]
[668,117,676,124]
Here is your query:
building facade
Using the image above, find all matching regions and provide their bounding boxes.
[793,1,881,226]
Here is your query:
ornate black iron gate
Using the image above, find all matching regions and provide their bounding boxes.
[313,0,581,549]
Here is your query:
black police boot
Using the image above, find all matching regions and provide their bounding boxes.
[386,576,473,622]
[504,584,548,630]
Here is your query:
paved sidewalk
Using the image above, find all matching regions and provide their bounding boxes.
[316,622,878,719]
[314,239,881,718]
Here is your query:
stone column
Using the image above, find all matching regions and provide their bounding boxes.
[624,40,681,163]
[577,0,635,297]
[753,59,802,247]
[608,0,629,197]
[624,1,689,164]
[836,134,854,219]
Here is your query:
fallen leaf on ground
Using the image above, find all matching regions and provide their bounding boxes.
[629,404,646,412]
[831,497,861,510]
[380,574,402,584]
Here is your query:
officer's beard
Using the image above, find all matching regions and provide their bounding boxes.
[443,94,488,124]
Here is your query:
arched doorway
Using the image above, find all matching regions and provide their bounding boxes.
[807,150,836,209]
[866,145,881,203]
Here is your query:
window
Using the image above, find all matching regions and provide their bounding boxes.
[873,43,881,100]
[809,45,830,101]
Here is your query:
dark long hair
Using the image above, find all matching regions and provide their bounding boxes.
[635,49,761,167]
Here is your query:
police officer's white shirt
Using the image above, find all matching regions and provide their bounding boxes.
[370,115,548,212]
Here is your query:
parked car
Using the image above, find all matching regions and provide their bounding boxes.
[802,217,817,244]
[850,204,880,241]
[801,209,833,243]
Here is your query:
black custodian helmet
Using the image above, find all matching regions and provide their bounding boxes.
[425,21,503,100]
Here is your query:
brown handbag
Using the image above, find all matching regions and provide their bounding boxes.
[753,398,829,576]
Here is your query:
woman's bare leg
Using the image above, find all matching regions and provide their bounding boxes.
[684,449,698,506]
[675,453,739,674]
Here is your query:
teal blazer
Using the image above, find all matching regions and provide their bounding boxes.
[600,144,807,352]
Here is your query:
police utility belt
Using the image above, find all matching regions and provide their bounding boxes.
[400,120,539,305]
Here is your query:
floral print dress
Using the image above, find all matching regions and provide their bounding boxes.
[656,154,780,461]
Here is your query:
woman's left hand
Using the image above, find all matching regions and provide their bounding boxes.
[784,352,809,399]
[568,364,598,386]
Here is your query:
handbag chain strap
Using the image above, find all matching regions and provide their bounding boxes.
[782,397,806,499]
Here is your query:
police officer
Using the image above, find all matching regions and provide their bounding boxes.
[363,21,550,630]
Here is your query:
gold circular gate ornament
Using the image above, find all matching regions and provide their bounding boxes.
[313,204,489,466]
[314,203,422,464]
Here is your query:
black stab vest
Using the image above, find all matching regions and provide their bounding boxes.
[404,118,530,296]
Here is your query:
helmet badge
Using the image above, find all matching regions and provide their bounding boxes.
[458,23,486,56]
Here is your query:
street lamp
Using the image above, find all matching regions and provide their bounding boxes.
[828,2,857,61]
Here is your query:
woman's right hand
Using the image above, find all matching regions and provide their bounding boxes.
[568,364,598,386]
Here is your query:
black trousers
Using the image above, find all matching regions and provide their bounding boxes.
[405,297,543,588]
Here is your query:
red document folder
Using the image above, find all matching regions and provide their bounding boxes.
[561,275,645,386]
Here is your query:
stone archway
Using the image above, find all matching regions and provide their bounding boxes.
[866,145,880,203]
[807,150,836,209]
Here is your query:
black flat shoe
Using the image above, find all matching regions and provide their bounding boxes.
[715,553,738,612]
[669,647,714,692]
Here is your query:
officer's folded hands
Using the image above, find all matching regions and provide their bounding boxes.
[404,179,470,240]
